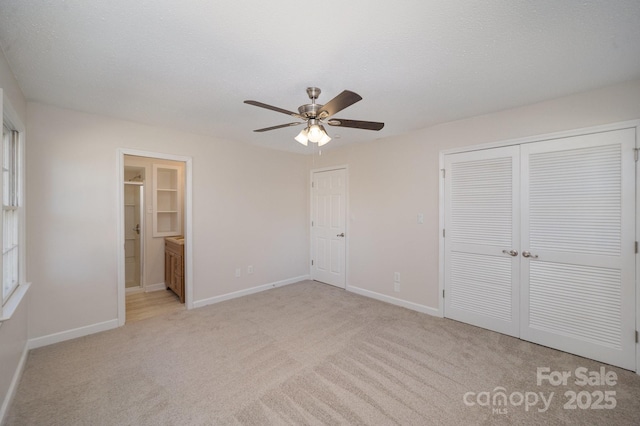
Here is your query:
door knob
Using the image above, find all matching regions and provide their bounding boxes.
[522,251,539,259]
[133,224,140,235]
[502,249,518,257]
[337,233,345,237]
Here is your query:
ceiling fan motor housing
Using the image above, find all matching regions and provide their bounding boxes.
[298,87,324,118]
[298,103,322,119]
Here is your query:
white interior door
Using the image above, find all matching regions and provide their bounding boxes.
[311,168,346,288]
[444,127,636,370]
[444,146,520,336]
[520,129,636,370]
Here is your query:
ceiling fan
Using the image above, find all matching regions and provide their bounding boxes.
[244,87,384,146]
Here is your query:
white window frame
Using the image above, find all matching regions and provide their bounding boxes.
[0,89,28,322]
[2,123,19,303]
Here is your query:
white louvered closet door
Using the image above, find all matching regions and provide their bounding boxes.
[444,146,520,337]
[520,129,636,370]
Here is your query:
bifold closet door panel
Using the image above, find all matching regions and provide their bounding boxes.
[444,146,520,337]
[520,128,636,370]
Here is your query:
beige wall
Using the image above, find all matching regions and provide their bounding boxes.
[0,296,27,418]
[0,51,28,419]
[27,78,638,339]
[309,78,640,311]
[26,102,309,339]
[4,52,640,416]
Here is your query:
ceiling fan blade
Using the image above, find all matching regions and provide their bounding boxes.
[244,100,302,118]
[253,122,302,132]
[326,119,384,131]
[317,90,362,119]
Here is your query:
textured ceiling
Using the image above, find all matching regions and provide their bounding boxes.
[1,1,639,153]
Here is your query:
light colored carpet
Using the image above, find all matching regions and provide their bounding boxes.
[6,281,640,425]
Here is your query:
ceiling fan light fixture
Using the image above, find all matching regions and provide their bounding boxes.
[318,131,331,146]
[307,123,324,143]
[294,128,309,146]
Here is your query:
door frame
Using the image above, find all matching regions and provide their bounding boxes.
[438,119,640,373]
[310,165,349,288]
[116,148,194,326]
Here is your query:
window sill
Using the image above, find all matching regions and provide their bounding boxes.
[0,282,30,322]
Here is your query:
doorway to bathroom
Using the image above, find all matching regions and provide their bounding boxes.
[117,149,193,326]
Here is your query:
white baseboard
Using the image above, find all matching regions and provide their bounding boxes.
[193,275,310,309]
[144,282,166,292]
[0,342,28,425]
[125,282,165,294]
[28,319,119,350]
[346,285,441,317]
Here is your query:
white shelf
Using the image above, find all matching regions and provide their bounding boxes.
[152,164,182,237]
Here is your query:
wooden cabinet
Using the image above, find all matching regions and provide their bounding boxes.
[165,237,185,303]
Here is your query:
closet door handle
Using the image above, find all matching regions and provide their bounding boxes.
[502,249,518,257]
[522,251,539,259]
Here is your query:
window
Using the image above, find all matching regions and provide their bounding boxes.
[2,122,19,304]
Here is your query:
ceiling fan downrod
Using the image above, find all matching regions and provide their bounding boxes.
[299,87,323,119]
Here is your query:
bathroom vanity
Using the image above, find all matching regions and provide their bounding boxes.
[164,236,185,303]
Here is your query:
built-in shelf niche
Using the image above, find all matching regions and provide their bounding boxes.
[152,164,182,237]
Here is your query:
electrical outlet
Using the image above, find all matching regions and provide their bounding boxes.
[394,272,400,282]
[394,282,400,292]
[417,213,424,224]
[247,265,254,274]
[235,268,241,278]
